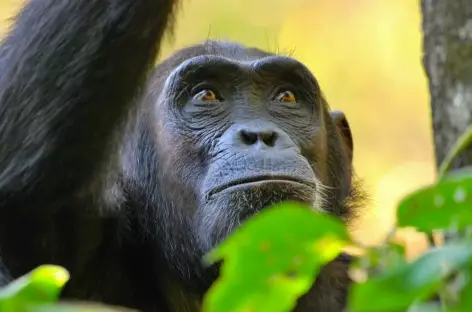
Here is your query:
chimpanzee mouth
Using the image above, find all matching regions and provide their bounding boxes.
[208,175,317,198]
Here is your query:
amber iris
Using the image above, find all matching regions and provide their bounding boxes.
[276,90,297,103]
[193,89,218,101]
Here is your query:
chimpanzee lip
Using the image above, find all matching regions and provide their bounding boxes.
[208,175,316,198]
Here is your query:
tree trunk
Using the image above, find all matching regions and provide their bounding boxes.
[422,1,472,170]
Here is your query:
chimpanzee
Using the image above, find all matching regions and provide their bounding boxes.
[0,0,364,311]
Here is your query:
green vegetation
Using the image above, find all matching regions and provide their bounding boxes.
[3,129,472,312]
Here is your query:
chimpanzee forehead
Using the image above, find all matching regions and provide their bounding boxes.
[165,53,318,93]
[161,40,273,70]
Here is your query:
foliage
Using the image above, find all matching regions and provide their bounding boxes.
[3,129,472,312]
[0,265,133,312]
[202,202,350,312]
[201,124,472,312]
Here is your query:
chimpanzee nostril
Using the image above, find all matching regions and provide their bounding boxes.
[260,131,277,147]
[227,123,296,151]
[238,129,278,147]
[239,130,258,146]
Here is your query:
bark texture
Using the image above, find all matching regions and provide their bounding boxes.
[422,0,472,169]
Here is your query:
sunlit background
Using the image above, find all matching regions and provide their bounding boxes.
[0,0,436,258]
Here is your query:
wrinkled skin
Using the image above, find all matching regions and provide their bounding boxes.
[0,1,363,311]
[124,41,363,311]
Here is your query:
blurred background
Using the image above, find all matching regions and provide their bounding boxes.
[0,0,436,258]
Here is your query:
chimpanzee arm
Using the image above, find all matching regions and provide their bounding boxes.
[0,0,178,203]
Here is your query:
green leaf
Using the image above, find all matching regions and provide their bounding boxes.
[203,201,350,312]
[347,243,472,312]
[26,301,137,312]
[447,268,472,312]
[397,167,472,233]
[438,125,472,179]
[406,302,443,312]
[0,265,69,311]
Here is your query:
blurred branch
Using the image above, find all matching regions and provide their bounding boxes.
[422,1,472,171]
[421,0,472,257]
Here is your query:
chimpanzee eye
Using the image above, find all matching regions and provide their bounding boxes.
[193,89,219,102]
[275,90,297,103]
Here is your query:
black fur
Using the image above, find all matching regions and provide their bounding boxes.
[0,2,364,312]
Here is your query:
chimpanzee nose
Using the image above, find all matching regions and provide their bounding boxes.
[222,122,296,151]
[238,129,278,147]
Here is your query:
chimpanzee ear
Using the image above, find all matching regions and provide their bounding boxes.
[330,110,353,162]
